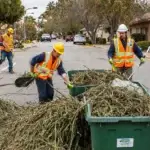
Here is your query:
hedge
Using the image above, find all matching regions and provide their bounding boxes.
[131,33,146,42]
[85,37,107,44]
[96,38,107,44]
[86,37,92,44]
[137,41,150,51]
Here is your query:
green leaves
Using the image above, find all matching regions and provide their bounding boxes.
[0,0,25,24]
[25,16,37,40]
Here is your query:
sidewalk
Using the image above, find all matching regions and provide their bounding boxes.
[14,42,38,52]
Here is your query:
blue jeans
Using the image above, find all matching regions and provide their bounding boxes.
[1,51,13,72]
[0,51,2,64]
[36,78,54,102]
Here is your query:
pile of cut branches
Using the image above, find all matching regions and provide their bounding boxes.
[0,99,91,150]
[84,84,150,117]
[71,70,125,85]
[1,70,150,150]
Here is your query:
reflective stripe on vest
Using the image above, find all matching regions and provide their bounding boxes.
[34,52,61,80]
[113,38,134,68]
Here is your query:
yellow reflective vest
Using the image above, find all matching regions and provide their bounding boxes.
[2,33,14,52]
[113,38,134,68]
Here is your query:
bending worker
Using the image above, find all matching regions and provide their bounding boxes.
[108,24,145,78]
[1,28,14,73]
[30,42,73,103]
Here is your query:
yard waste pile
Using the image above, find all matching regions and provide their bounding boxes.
[0,71,150,149]
[71,70,125,85]
[71,70,150,116]
[0,99,91,150]
[0,100,19,124]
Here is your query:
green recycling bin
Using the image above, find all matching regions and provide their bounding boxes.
[86,102,150,150]
[68,69,105,96]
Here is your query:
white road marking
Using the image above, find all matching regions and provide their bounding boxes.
[0,62,16,72]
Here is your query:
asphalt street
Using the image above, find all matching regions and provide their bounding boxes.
[0,40,150,105]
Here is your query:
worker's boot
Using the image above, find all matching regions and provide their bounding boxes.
[9,70,15,74]
[39,101,45,105]
[39,99,47,105]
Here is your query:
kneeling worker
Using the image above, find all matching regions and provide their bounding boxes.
[30,42,73,103]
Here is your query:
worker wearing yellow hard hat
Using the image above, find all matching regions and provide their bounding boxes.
[30,42,73,104]
[1,27,14,73]
[7,28,14,34]
[53,42,64,54]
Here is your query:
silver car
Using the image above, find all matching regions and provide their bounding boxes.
[73,34,86,45]
[41,34,51,42]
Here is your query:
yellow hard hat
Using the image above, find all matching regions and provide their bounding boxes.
[53,42,64,54]
[8,28,14,34]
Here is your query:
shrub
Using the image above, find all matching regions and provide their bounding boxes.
[131,33,146,42]
[86,37,92,44]
[137,41,150,51]
[24,40,32,44]
[96,38,107,44]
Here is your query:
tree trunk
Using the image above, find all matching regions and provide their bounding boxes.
[109,16,119,41]
[91,32,96,44]
[86,29,97,44]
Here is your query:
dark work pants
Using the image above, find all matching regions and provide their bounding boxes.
[116,67,132,79]
[0,51,2,64]
[1,51,13,72]
[36,78,54,103]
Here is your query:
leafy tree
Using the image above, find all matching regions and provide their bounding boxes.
[42,0,82,36]
[73,0,104,43]
[100,0,150,39]
[0,0,25,24]
[25,16,37,40]
[15,16,37,41]
[41,0,150,43]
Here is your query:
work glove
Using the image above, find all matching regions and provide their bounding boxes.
[29,72,38,78]
[112,64,116,72]
[109,58,116,72]
[109,58,113,65]
[67,82,74,89]
[140,57,145,66]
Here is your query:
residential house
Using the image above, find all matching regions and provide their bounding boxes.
[130,13,150,41]
[80,26,109,41]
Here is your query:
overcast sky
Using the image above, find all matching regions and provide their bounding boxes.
[21,0,57,19]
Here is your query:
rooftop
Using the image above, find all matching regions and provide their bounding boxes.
[130,13,150,25]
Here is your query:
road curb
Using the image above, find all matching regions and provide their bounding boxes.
[14,44,37,52]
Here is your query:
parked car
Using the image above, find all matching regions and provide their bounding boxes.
[51,34,57,40]
[65,35,74,42]
[73,34,86,45]
[41,34,51,42]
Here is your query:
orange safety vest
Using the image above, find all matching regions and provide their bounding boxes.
[113,38,134,68]
[34,52,61,80]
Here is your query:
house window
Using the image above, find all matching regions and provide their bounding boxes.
[136,28,140,33]
[141,28,146,34]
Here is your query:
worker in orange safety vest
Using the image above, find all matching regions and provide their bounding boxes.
[108,24,145,78]
[30,42,73,104]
